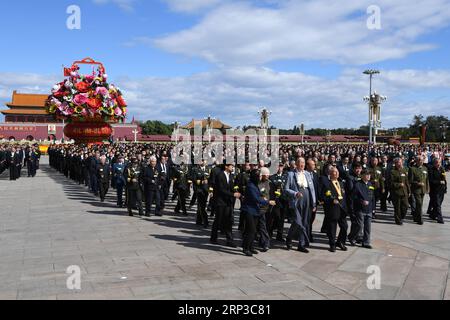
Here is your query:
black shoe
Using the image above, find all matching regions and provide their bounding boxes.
[286,240,292,251]
[226,241,237,248]
[128,211,133,217]
[363,244,373,249]
[417,221,423,225]
[145,213,150,217]
[250,249,258,255]
[437,220,445,224]
[329,246,336,253]
[260,247,269,253]
[243,250,253,257]
[349,240,356,247]
[210,239,218,245]
[396,221,403,226]
[337,243,348,251]
[297,246,309,253]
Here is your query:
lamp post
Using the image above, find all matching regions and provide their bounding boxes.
[300,123,305,145]
[440,121,448,143]
[363,69,380,145]
[132,129,139,143]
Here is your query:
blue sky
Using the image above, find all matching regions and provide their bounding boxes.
[1,0,450,129]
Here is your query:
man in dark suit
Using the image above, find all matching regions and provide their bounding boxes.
[321,167,348,252]
[142,156,162,217]
[6,146,20,181]
[337,156,351,181]
[96,155,111,203]
[210,163,241,247]
[157,153,171,210]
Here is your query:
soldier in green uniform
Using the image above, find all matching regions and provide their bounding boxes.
[408,155,429,225]
[191,160,211,227]
[390,158,411,225]
[174,163,192,216]
[368,157,383,219]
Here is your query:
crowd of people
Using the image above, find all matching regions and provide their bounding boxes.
[0,144,41,180]
[2,141,447,256]
[40,142,449,256]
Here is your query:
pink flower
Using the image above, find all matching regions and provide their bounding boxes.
[95,87,108,96]
[73,94,89,106]
[114,107,123,116]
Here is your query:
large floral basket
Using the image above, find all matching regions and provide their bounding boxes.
[45,58,127,144]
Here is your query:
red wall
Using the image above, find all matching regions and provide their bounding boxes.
[0,123,140,141]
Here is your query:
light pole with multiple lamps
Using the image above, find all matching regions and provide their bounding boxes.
[363,69,387,145]
[440,121,448,143]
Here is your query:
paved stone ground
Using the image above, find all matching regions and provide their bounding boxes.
[0,157,449,300]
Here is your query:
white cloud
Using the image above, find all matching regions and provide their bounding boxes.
[154,0,450,65]
[164,0,222,13]
[1,68,449,129]
[92,0,137,12]
[114,67,450,129]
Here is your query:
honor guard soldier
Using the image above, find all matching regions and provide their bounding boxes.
[174,163,191,216]
[126,159,144,216]
[408,155,429,225]
[112,156,126,208]
[390,158,411,225]
[97,155,111,203]
[142,156,162,217]
[368,157,383,219]
[192,160,210,227]
[428,158,447,224]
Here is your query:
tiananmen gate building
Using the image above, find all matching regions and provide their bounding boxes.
[0,91,140,141]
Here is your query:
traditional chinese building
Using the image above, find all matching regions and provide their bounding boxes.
[0,91,140,141]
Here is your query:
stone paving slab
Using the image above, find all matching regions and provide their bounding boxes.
[0,157,449,300]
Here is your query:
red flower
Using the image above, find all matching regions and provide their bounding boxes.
[76,81,90,93]
[117,95,127,107]
[87,98,102,110]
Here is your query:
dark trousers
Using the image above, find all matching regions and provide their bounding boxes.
[27,161,36,177]
[267,205,285,239]
[175,189,188,214]
[380,190,388,211]
[116,182,124,206]
[190,191,197,207]
[258,210,270,249]
[211,205,233,242]
[9,165,17,181]
[429,191,445,222]
[196,192,209,226]
[325,207,348,246]
[145,187,161,215]
[127,188,143,215]
[348,211,372,246]
[99,181,109,202]
[412,193,424,223]
[393,194,409,223]
[242,213,258,251]
[90,172,98,194]
[286,189,310,248]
